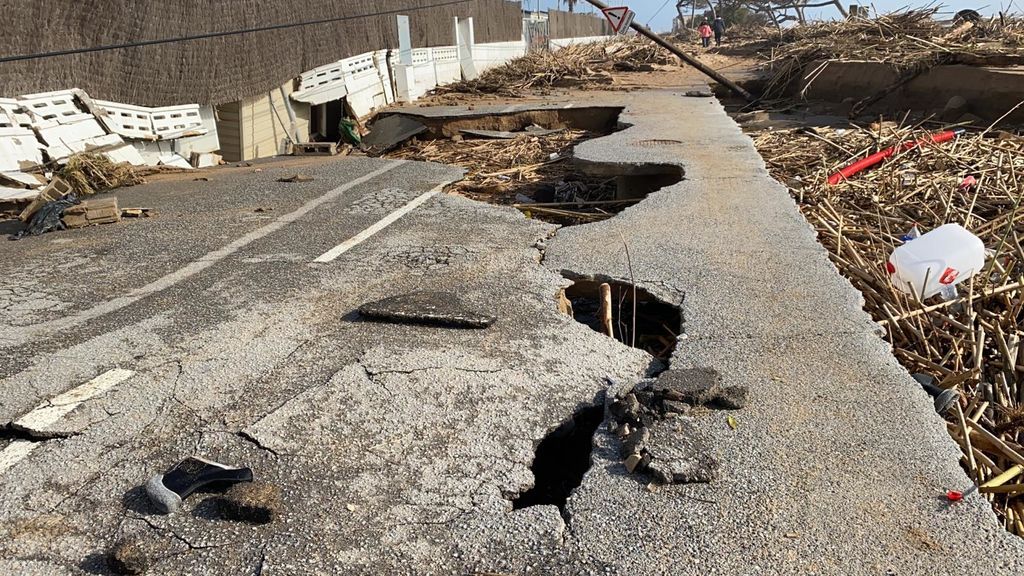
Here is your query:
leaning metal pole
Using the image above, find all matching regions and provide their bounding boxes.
[581,0,756,102]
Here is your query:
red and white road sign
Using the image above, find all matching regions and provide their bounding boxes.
[602,6,635,34]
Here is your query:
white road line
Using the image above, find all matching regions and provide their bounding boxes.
[12,368,135,432]
[0,368,135,477]
[0,441,38,476]
[313,184,443,263]
[4,162,404,346]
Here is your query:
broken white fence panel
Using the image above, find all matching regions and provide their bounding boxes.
[93,100,158,140]
[457,17,478,80]
[0,99,32,128]
[103,143,148,166]
[0,185,38,201]
[150,105,206,139]
[17,89,93,125]
[0,171,44,187]
[36,118,117,161]
[158,153,192,169]
[0,126,44,171]
[433,46,462,85]
[343,52,389,117]
[292,60,350,106]
[410,48,438,100]
[374,50,396,105]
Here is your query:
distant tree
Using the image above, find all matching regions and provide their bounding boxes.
[676,0,847,29]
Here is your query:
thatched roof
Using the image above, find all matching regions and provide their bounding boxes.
[0,0,523,106]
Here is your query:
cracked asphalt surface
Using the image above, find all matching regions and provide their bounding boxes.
[3,81,1024,575]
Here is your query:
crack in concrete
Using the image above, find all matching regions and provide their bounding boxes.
[130,513,235,551]
[236,430,281,457]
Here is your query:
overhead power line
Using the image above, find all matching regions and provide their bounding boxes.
[0,0,471,65]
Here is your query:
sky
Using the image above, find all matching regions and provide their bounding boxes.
[521,0,1021,33]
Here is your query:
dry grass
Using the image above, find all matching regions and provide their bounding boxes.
[760,9,1024,100]
[57,154,146,196]
[432,37,670,97]
[753,119,1024,536]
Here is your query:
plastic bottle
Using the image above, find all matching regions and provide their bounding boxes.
[887,223,985,299]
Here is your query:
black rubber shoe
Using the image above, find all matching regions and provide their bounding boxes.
[912,373,960,415]
[145,457,253,514]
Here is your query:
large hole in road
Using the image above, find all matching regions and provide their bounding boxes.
[560,277,682,361]
[512,404,604,520]
[382,107,681,226]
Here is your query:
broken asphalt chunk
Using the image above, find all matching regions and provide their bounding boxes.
[358,291,496,329]
[363,114,428,154]
[277,174,314,183]
[649,368,748,411]
[144,457,253,514]
[645,419,718,484]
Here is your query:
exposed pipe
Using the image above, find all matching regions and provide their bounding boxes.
[827,129,963,185]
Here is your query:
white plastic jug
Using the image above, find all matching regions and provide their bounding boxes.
[887,223,985,299]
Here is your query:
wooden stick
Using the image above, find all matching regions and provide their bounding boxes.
[598,283,614,338]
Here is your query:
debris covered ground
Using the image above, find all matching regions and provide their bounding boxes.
[752,119,1024,537]
[759,8,1024,101]
[385,128,626,225]
[430,36,672,100]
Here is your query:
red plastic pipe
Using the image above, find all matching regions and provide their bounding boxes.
[827,129,963,185]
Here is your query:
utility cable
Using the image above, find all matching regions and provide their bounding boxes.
[0,0,471,64]
[646,0,675,26]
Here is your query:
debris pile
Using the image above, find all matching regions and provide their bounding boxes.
[57,153,146,197]
[753,121,1024,536]
[608,369,747,484]
[432,37,671,97]
[760,9,1024,99]
[386,129,624,224]
[1,87,219,214]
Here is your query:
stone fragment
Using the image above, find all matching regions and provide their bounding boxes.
[621,426,650,456]
[277,174,314,183]
[662,400,691,415]
[219,482,283,524]
[624,453,643,473]
[108,537,151,575]
[358,291,496,329]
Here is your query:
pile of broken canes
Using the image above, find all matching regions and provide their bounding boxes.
[608,368,748,484]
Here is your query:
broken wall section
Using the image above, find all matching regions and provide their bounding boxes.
[0,0,524,107]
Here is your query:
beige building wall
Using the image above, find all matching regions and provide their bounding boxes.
[216,81,311,162]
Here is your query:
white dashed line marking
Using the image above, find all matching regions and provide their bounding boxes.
[0,368,135,476]
[313,184,443,263]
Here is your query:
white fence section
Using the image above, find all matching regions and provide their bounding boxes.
[292,60,349,106]
[16,90,93,125]
[293,51,394,117]
[94,101,207,141]
[473,41,527,74]
[289,15,611,116]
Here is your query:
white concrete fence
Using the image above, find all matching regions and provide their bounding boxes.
[290,16,610,117]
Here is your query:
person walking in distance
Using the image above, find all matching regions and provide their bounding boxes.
[712,16,726,47]
[698,20,713,48]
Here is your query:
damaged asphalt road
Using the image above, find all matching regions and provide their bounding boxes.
[0,150,655,575]
[3,86,1024,576]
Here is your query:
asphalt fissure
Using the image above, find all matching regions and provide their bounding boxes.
[512,403,604,521]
